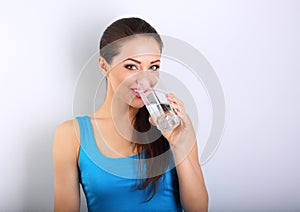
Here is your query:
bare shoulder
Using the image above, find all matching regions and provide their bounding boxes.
[53,118,80,161]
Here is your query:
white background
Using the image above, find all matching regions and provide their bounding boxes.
[0,0,299,211]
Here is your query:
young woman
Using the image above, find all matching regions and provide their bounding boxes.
[53,17,208,212]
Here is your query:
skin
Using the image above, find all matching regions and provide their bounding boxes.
[53,36,208,211]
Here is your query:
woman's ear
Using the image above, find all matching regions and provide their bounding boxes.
[98,56,109,76]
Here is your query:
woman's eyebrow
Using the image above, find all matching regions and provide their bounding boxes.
[150,60,160,64]
[123,58,141,64]
[122,58,160,64]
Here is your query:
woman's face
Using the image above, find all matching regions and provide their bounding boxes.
[103,36,161,108]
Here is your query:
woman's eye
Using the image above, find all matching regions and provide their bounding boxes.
[125,64,137,70]
[150,65,160,71]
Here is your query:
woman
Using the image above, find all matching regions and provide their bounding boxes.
[53,17,208,212]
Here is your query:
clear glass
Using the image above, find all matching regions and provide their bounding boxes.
[137,75,180,132]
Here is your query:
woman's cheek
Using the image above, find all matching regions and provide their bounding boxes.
[122,73,138,86]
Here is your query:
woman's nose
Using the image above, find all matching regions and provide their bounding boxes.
[135,70,158,84]
[135,71,147,83]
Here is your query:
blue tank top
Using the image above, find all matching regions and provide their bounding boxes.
[76,115,183,212]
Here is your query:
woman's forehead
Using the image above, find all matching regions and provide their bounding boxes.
[113,37,161,63]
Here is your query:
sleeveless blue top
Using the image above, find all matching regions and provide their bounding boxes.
[76,115,183,212]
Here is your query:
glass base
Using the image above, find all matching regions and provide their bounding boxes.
[157,113,180,132]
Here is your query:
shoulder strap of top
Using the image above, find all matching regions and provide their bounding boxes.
[75,115,91,150]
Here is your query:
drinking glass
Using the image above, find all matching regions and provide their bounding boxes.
[137,74,180,132]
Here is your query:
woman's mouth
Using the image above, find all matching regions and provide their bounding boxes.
[130,88,141,98]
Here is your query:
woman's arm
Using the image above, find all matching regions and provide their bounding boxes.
[160,93,209,211]
[171,138,208,212]
[53,120,81,212]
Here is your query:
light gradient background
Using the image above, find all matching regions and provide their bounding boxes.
[0,0,299,211]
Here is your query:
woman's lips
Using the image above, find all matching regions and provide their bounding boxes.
[130,88,141,98]
[131,88,150,98]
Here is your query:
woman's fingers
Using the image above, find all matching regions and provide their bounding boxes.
[148,116,156,126]
[167,93,185,117]
[167,93,184,107]
[167,93,191,130]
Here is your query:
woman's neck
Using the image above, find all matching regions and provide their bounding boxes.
[93,87,138,123]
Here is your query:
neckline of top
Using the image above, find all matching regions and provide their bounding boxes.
[85,115,142,160]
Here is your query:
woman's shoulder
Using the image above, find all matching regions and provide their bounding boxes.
[55,118,81,142]
[53,118,81,161]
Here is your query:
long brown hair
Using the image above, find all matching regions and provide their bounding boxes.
[99,17,171,201]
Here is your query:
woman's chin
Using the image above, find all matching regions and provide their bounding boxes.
[129,97,145,108]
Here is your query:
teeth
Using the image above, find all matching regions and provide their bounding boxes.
[132,88,145,93]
